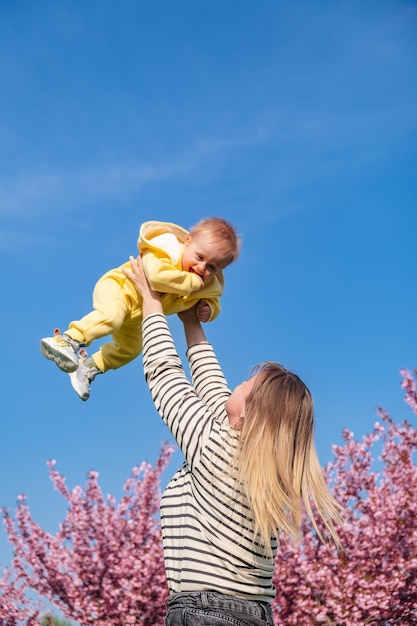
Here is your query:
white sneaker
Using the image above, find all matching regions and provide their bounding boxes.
[69,359,102,401]
[40,331,80,373]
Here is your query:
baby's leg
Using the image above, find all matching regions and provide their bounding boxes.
[41,275,134,380]
[93,317,143,372]
[66,276,130,346]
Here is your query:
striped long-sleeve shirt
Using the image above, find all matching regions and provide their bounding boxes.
[142,313,276,602]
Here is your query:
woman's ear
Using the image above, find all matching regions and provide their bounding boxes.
[234,410,245,431]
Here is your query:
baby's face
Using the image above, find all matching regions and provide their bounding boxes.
[182,233,228,283]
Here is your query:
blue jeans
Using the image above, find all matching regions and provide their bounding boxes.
[165,591,274,625]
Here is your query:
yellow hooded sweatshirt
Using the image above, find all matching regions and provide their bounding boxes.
[66,221,224,372]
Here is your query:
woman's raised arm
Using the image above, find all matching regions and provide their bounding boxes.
[177,306,209,348]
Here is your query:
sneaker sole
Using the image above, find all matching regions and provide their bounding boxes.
[40,339,79,373]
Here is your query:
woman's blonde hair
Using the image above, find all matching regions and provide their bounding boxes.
[235,362,343,553]
[189,217,240,266]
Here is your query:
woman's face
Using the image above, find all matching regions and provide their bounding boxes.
[225,375,258,428]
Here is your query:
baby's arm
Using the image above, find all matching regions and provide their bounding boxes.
[142,250,203,295]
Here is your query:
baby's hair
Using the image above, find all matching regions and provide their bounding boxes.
[189,217,240,266]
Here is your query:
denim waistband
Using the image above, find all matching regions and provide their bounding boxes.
[167,590,273,623]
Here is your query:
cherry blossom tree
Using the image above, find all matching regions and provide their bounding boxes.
[2,443,174,626]
[0,567,40,626]
[272,369,417,626]
[400,368,417,414]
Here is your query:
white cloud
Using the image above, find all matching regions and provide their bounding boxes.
[0,130,268,218]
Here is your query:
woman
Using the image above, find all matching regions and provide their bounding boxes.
[124,255,342,626]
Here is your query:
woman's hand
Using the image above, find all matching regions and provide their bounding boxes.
[178,301,210,323]
[123,255,163,317]
[177,304,199,324]
[197,301,211,322]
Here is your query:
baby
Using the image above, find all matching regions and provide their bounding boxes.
[40,218,240,401]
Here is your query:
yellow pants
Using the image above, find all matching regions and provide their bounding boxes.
[65,273,143,372]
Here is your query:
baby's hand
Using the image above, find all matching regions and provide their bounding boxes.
[197,301,211,323]
[192,272,204,289]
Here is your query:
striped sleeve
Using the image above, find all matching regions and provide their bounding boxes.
[186,343,231,415]
[142,314,226,469]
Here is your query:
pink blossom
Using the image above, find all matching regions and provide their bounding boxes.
[0,565,41,625]
[400,368,417,414]
[2,443,174,626]
[272,372,417,625]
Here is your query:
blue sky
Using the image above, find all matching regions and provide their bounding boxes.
[1,0,416,572]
